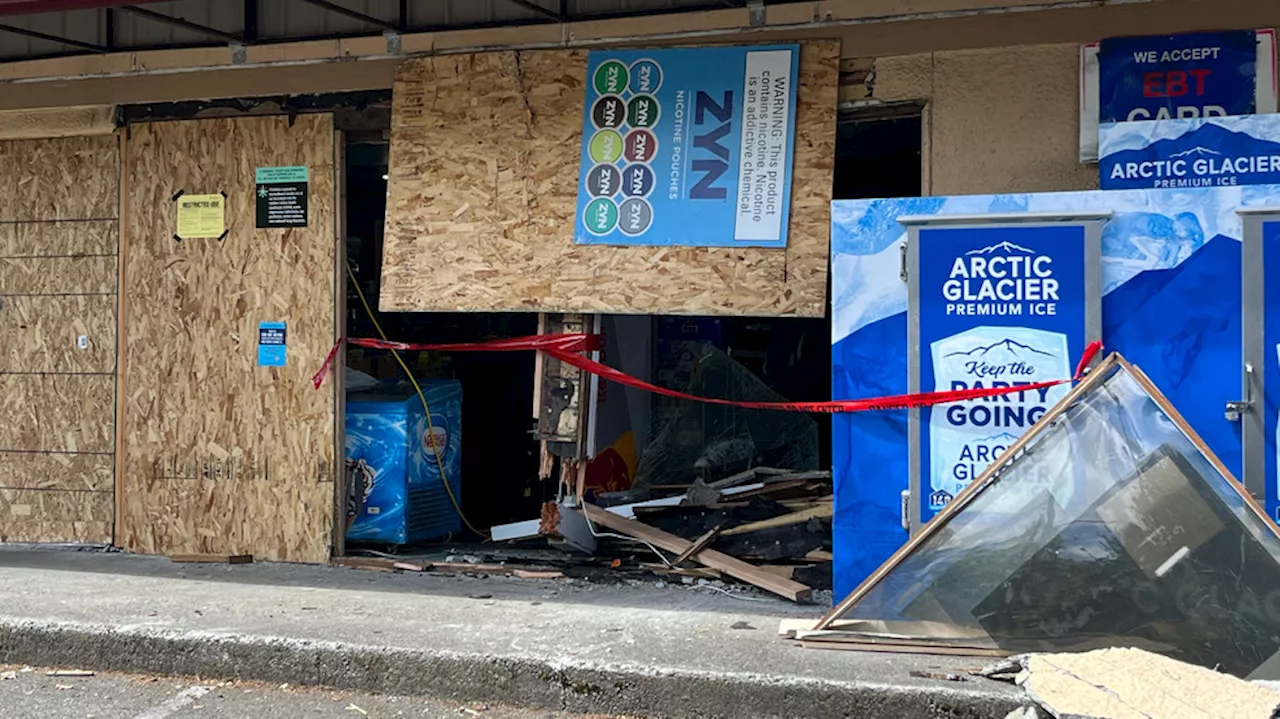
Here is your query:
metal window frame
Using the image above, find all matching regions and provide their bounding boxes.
[1238,208,1280,507]
[901,211,1107,535]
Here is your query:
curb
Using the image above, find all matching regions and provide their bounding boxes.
[0,619,1024,718]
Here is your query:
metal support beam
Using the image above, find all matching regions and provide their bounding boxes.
[398,0,408,32]
[104,7,115,50]
[0,0,165,15]
[504,0,560,22]
[120,5,242,42]
[242,0,258,43]
[0,22,107,52]
[296,0,398,31]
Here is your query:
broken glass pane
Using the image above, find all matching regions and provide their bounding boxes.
[820,356,1280,679]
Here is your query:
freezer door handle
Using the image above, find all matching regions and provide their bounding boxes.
[900,490,911,531]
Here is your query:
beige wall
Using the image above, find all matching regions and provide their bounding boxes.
[876,45,1097,195]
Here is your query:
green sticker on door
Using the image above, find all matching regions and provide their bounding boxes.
[255,166,308,229]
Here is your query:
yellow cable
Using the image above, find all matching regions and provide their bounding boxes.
[345,262,488,538]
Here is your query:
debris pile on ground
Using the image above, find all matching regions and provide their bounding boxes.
[980,648,1280,719]
[491,466,833,602]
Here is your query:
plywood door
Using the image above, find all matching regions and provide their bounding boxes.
[380,42,838,317]
[121,115,336,563]
[0,135,119,544]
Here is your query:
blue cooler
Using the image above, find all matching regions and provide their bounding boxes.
[345,381,463,544]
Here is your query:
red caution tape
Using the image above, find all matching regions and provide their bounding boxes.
[311,334,598,389]
[314,335,1103,415]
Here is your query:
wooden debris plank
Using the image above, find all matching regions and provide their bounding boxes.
[798,639,1008,657]
[727,479,810,499]
[430,562,510,573]
[512,569,565,580]
[721,504,835,537]
[779,500,833,511]
[761,565,800,579]
[582,504,811,602]
[333,556,403,571]
[672,524,723,566]
[762,470,832,483]
[707,468,761,490]
[170,554,253,564]
[804,550,834,562]
[642,563,723,580]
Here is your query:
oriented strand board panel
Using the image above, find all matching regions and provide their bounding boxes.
[122,115,336,564]
[0,134,119,546]
[0,295,116,373]
[0,135,119,221]
[0,256,116,294]
[0,374,116,453]
[381,42,838,317]
[0,220,118,257]
[0,451,113,492]
[0,489,112,544]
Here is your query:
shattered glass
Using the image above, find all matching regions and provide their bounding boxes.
[631,341,819,491]
[823,357,1280,679]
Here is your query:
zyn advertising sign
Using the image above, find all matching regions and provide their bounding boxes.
[573,45,800,248]
[1099,115,1280,190]
[913,225,1092,521]
[1078,29,1277,161]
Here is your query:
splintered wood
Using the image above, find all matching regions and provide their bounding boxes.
[583,503,811,602]
[121,115,336,563]
[381,42,838,317]
[0,134,119,545]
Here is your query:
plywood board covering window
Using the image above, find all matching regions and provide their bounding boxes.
[380,41,838,317]
[0,135,119,545]
[121,115,336,563]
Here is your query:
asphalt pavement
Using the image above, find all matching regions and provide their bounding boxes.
[0,665,621,719]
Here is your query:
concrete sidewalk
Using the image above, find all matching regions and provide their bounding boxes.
[0,547,1025,718]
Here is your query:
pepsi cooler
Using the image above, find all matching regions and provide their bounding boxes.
[344,381,463,545]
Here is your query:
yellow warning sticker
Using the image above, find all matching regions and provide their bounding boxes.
[176,193,225,239]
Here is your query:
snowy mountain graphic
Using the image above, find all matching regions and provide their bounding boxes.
[1168,145,1222,159]
[1101,122,1280,190]
[944,338,1054,358]
[966,241,1034,256]
[975,432,1021,443]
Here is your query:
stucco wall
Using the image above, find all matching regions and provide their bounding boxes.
[885,45,1095,195]
[877,45,1095,195]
